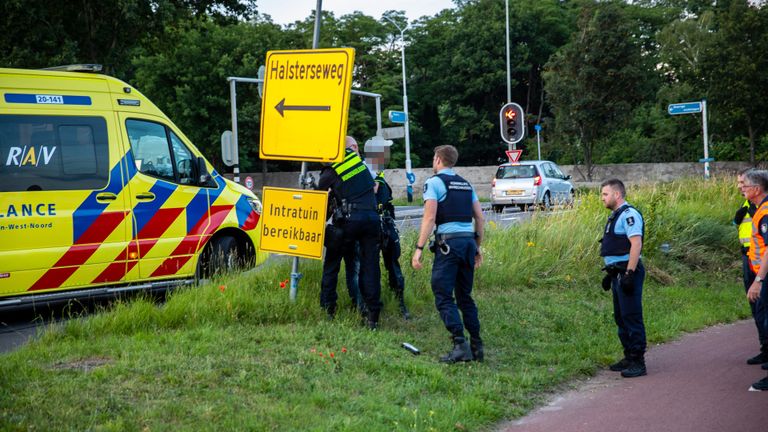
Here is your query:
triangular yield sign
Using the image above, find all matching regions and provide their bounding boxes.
[505,149,523,163]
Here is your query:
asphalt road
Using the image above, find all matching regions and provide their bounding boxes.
[498,320,768,432]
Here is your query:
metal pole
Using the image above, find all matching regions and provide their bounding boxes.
[536,127,541,160]
[290,0,323,302]
[228,79,240,184]
[385,16,414,202]
[505,0,513,151]
[702,99,710,179]
[375,95,382,135]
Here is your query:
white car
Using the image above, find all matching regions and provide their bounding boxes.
[490,160,574,212]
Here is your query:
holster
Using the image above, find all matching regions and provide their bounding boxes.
[324,223,344,248]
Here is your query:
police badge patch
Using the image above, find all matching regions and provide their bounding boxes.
[626,216,635,226]
[423,183,429,193]
[761,222,768,234]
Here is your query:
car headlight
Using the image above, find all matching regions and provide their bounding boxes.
[248,197,263,214]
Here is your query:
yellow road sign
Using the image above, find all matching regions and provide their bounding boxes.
[259,48,355,163]
[259,187,328,260]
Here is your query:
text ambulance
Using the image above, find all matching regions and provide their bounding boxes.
[0,65,268,307]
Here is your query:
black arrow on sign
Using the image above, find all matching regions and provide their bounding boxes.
[274,98,331,117]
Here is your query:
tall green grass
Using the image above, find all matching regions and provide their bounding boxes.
[0,177,749,431]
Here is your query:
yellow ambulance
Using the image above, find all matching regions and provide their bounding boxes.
[0,65,268,307]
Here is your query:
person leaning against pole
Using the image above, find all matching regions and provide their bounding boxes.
[735,168,767,367]
[411,145,484,363]
[599,178,647,378]
[741,170,768,391]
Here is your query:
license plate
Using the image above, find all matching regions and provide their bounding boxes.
[505,190,523,196]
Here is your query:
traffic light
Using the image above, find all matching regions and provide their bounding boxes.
[499,102,525,145]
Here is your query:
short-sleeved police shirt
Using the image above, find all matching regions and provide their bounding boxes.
[423,168,479,234]
[603,203,644,266]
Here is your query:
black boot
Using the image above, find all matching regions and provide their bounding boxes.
[609,358,631,371]
[439,336,473,363]
[397,294,411,320]
[621,356,647,378]
[470,338,484,362]
[364,309,379,331]
[747,346,768,365]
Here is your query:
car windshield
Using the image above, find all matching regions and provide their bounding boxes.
[496,165,537,179]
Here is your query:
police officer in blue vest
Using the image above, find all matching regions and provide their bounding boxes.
[317,136,382,328]
[600,178,647,378]
[412,145,484,363]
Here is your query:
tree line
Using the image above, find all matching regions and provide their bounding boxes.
[2,0,766,178]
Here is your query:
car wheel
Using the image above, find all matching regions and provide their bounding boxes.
[492,204,504,213]
[541,192,552,211]
[207,235,240,277]
[566,189,575,208]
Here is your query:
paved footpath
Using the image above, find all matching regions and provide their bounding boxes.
[498,320,768,432]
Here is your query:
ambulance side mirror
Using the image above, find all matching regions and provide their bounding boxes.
[196,156,215,187]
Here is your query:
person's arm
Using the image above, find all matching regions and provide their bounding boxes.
[472,200,484,269]
[412,199,437,270]
[749,249,768,302]
[316,167,335,191]
[627,236,642,272]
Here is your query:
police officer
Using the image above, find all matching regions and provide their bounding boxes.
[364,137,410,319]
[736,169,767,366]
[742,170,768,391]
[317,136,382,328]
[600,179,647,378]
[412,145,484,363]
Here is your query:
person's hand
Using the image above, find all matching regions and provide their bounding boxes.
[620,270,635,295]
[412,248,423,270]
[748,280,762,303]
[474,250,483,269]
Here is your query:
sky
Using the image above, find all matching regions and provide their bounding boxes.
[256,0,457,25]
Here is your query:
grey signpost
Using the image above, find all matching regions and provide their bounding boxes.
[668,100,710,179]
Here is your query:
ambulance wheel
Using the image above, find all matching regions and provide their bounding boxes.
[208,236,240,276]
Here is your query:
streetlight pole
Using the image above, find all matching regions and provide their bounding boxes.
[384,16,415,202]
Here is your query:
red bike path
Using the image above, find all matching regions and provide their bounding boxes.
[498,320,768,432]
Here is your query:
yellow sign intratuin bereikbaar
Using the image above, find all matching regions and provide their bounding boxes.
[259,187,328,259]
[259,48,355,163]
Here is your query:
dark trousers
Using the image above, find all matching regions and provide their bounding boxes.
[743,254,768,347]
[320,215,382,317]
[381,219,405,296]
[611,261,647,358]
[430,237,480,340]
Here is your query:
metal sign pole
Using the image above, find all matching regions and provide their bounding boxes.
[536,126,541,160]
[228,79,240,184]
[702,99,710,179]
[290,0,323,302]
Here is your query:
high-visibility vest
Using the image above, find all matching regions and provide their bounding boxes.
[748,200,768,273]
[739,200,753,248]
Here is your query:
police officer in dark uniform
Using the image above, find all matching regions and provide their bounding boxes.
[600,178,647,378]
[374,171,410,319]
[364,137,410,320]
[412,145,484,363]
[317,136,382,328]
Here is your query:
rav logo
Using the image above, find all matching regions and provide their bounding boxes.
[5,146,57,167]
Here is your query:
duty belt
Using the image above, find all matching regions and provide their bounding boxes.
[436,232,476,241]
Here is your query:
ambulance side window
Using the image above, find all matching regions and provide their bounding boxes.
[126,119,199,186]
[126,120,175,182]
[169,132,194,185]
[0,115,108,192]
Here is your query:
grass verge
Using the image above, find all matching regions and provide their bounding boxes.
[0,177,750,431]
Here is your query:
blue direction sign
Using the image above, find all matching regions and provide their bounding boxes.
[389,110,407,124]
[668,101,702,115]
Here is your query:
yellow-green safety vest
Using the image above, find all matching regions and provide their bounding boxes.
[739,199,753,248]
